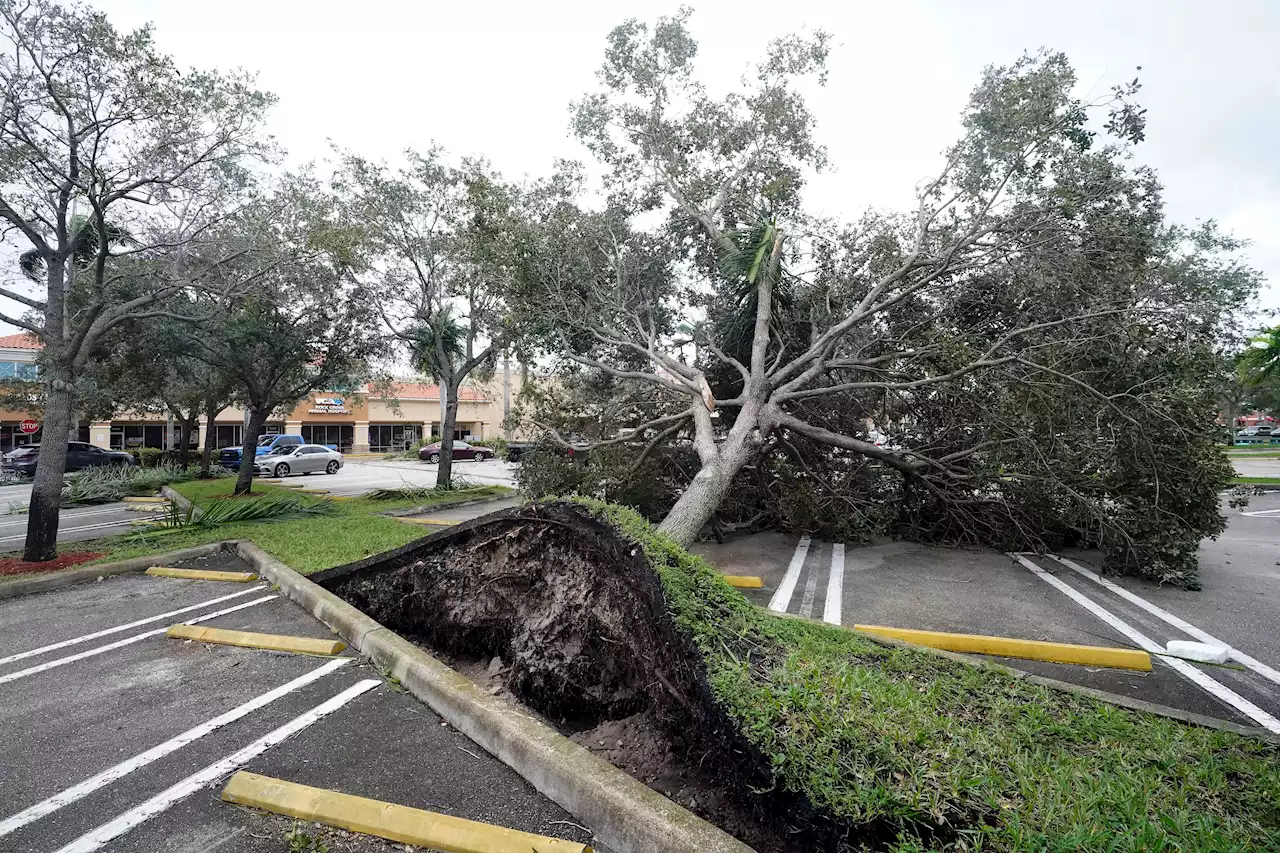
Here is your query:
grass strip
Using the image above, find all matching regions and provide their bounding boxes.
[49,479,511,574]
[573,498,1280,853]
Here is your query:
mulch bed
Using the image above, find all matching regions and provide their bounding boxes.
[0,550,105,576]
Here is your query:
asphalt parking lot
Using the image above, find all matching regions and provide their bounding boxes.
[0,552,599,852]
[694,493,1280,735]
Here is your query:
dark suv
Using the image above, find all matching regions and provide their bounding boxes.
[1,442,137,476]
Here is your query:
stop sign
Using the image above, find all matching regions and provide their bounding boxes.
[19,418,38,434]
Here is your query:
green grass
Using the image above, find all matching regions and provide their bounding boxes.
[576,498,1280,853]
[1229,476,1280,486]
[70,479,512,573]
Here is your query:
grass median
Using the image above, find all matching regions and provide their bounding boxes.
[581,499,1280,853]
[82,478,512,573]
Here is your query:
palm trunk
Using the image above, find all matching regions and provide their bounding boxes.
[437,379,459,490]
[24,372,74,561]
[234,406,267,495]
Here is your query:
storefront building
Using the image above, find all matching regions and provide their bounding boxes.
[0,333,506,454]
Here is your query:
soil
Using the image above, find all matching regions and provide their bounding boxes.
[0,550,104,576]
[314,501,834,853]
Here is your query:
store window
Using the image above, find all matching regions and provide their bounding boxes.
[109,424,165,450]
[213,425,241,449]
[0,361,38,379]
[427,423,474,442]
[301,424,353,452]
[368,423,422,453]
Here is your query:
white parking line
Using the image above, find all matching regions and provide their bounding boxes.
[823,544,845,626]
[0,507,129,529]
[0,518,133,544]
[1045,554,1280,690]
[54,678,381,853]
[1014,554,1280,734]
[0,595,276,686]
[768,536,811,613]
[1242,508,1280,518]
[0,658,350,836]
[0,585,269,668]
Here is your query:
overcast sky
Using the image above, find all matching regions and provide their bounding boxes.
[24,0,1280,329]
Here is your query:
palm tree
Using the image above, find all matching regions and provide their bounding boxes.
[408,309,466,384]
[1239,326,1280,385]
[18,214,135,282]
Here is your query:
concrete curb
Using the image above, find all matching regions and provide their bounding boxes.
[0,541,227,601]
[378,493,517,518]
[160,484,193,513]
[232,539,755,853]
[856,629,1280,744]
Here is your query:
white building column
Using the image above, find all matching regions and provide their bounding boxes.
[353,420,369,453]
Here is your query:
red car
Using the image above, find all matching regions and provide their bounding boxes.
[417,441,494,463]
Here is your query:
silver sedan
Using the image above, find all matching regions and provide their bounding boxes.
[253,443,344,478]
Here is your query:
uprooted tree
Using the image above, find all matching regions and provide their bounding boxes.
[517,12,1259,584]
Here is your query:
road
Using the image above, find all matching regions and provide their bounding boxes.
[694,492,1280,735]
[291,456,517,495]
[1232,455,1280,478]
[0,551,600,851]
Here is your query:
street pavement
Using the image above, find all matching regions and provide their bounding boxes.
[693,493,1280,734]
[0,551,600,852]
[1232,454,1280,478]
[262,456,516,496]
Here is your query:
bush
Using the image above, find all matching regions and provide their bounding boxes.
[470,437,508,458]
[133,447,171,468]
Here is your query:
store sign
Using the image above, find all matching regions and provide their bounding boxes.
[309,396,351,415]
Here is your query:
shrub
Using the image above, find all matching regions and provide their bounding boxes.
[135,447,170,468]
[62,460,197,505]
[470,437,508,458]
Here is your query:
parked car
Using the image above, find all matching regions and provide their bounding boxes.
[1,442,136,476]
[220,434,337,470]
[504,439,589,463]
[252,443,344,478]
[1237,426,1274,437]
[417,441,494,463]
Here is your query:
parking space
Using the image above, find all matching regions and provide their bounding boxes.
[693,502,1280,734]
[0,553,599,852]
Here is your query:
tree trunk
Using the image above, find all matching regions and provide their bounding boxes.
[436,379,459,490]
[24,373,75,561]
[657,424,757,547]
[234,406,268,495]
[200,401,223,478]
[176,416,196,467]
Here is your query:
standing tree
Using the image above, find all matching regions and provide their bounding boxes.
[338,152,522,488]
[189,179,383,495]
[519,12,1256,583]
[85,304,237,469]
[0,0,273,559]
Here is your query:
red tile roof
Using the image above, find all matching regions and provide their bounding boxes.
[385,382,491,402]
[0,332,41,350]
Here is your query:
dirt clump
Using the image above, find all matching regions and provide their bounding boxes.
[314,500,814,852]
